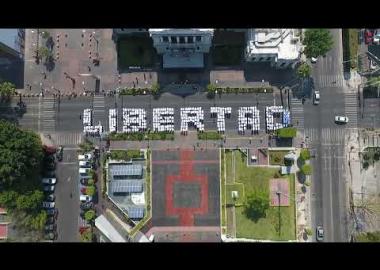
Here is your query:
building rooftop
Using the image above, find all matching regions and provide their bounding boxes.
[109,164,143,179]
[247,29,300,60]
[111,180,143,194]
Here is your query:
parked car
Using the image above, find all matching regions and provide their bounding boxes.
[79,160,92,168]
[78,153,93,161]
[56,146,63,161]
[79,168,92,179]
[80,178,92,186]
[46,216,55,224]
[44,232,57,241]
[42,178,57,185]
[335,115,349,124]
[316,226,324,241]
[80,195,92,202]
[43,185,55,193]
[45,194,55,202]
[44,224,56,232]
[44,162,56,170]
[43,170,56,178]
[44,155,55,163]
[80,202,93,210]
[42,202,55,209]
[365,30,374,44]
[313,90,320,105]
[80,187,87,194]
[46,208,58,217]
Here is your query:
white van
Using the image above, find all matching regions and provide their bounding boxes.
[79,168,91,179]
[80,195,92,202]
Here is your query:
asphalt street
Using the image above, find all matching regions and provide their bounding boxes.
[308,29,350,242]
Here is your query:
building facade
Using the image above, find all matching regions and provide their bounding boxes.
[0,29,25,60]
[148,28,214,69]
[245,29,301,69]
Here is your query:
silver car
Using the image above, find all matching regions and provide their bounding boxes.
[335,116,349,124]
[316,226,324,242]
[42,178,57,185]
[42,202,55,209]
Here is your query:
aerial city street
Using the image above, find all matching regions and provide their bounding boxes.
[0,28,379,242]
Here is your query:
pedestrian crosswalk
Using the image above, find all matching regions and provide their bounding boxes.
[42,97,56,132]
[93,95,105,126]
[304,128,346,145]
[344,92,358,128]
[291,98,304,130]
[317,74,345,88]
[50,132,83,146]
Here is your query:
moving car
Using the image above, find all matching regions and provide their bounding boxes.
[80,195,92,203]
[43,185,55,193]
[42,178,57,185]
[316,226,324,241]
[365,30,374,44]
[313,90,320,105]
[56,146,63,161]
[42,201,55,209]
[335,115,349,124]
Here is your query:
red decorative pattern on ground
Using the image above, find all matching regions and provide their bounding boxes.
[165,150,209,226]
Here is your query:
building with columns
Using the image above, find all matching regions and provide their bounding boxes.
[148,29,214,69]
[245,29,301,69]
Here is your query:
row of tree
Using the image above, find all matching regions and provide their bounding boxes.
[0,120,46,232]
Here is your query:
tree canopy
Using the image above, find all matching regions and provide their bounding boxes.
[0,120,43,187]
[0,82,16,101]
[244,190,270,222]
[303,29,334,58]
[301,164,313,175]
[297,62,311,78]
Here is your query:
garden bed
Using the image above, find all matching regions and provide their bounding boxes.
[269,150,290,166]
[197,131,223,140]
[109,132,174,141]
[215,86,273,94]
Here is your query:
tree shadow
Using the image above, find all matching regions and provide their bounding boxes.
[297,171,306,185]
[44,56,55,72]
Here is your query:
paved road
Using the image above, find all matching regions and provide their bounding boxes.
[55,148,80,242]
[307,29,352,242]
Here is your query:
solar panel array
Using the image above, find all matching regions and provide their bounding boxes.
[127,206,145,219]
[110,164,143,179]
[111,180,143,193]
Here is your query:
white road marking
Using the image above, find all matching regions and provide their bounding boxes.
[67,176,71,182]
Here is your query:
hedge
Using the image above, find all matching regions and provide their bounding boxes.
[197,131,223,140]
[109,131,174,141]
[276,127,297,138]
[214,87,273,94]
[110,150,143,161]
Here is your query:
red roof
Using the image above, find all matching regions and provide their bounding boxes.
[0,224,8,239]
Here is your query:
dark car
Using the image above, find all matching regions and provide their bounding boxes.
[44,155,55,163]
[45,194,55,202]
[44,170,56,178]
[80,178,90,186]
[46,216,55,224]
[80,202,93,210]
[43,185,55,193]
[46,208,58,217]
[44,162,56,170]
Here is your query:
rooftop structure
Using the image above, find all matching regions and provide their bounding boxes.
[109,164,143,180]
[111,180,143,194]
[0,29,25,59]
[95,215,127,242]
[245,29,301,69]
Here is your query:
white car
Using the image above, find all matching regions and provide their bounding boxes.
[79,161,92,168]
[311,57,318,63]
[78,153,93,161]
[42,178,57,185]
[313,91,320,105]
[335,116,349,124]
[42,202,55,209]
[80,195,92,202]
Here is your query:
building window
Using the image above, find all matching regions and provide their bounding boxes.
[280,62,286,67]
[179,36,185,44]
[259,57,263,61]
[171,36,177,43]
[188,36,194,43]
[266,57,271,61]
[196,36,202,42]
[163,36,169,42]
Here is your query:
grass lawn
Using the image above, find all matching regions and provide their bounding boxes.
[225,149,234,183]
[212,45,243,66]
[220,150,226,229]
[226,183,245,206]
[117,35,155,69]
[225,150,296,240]
[269,150,290,166]
[198,131,223,140]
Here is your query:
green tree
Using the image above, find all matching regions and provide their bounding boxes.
[303,29,334,58]
[84,210,96,222]
[244,190,270,222]
[151,83,160,95]
[0,190,18,209]
[300,149,311,161]
[40,30,50,39]
[0,82,16,100]
[29,210,47,230]
[80,228,93,242]
[297,62,311,78]
[85,185,96,196]
[0,120,43,187]
[301,164,313,175]
[37,46,52,60]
